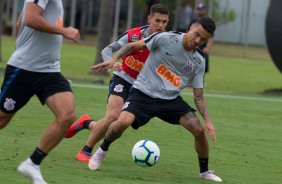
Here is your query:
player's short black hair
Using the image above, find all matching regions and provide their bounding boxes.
[195,16,216,35]
[150,4,169,16]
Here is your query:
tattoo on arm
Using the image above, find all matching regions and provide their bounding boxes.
[113,43,134,60]
[193,88,210,121]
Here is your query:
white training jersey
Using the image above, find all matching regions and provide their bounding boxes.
[133,31,206,100]
[8,0,64,72]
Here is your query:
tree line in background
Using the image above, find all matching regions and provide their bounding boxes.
[0,0,235,76]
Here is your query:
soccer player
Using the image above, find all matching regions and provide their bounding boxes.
[90,16,222,182]
[0,0,80,183]
[64,4,170,162]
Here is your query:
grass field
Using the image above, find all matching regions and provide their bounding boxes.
[0,36,282,184]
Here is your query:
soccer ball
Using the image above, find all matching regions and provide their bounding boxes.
[132,140,160,167]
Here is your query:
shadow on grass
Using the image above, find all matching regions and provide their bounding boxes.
[262,88,282,96]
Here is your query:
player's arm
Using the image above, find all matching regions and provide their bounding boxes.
[193,88,216,143]
[25,3,80,43]
[92,39,146,72]
[16,14,22,34]
[101,42,123,71]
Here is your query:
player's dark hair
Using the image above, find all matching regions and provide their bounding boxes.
[150,4,169,16]
[195,16,216,35]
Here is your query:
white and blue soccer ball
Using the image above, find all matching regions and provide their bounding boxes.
[132,140,160,167]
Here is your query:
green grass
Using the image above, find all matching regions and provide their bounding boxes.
[0,35,282,183]
[0,87,281,184]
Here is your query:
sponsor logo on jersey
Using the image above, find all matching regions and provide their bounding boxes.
[169,36,178,43]
[130,34,139,42]
[4,98,16,111]
[183,61,196,73]
[124,56,144,72]
[156,64,181,88]
[114,84,124,93]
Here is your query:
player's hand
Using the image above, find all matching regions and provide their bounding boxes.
[204,120,216,143]
[63,27,80,43]
[113,62,122,72]
[91,59,116,72]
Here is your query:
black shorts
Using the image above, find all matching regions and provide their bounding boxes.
[0,65,72,113]
[108,74,133,102]
[122,88,196,129]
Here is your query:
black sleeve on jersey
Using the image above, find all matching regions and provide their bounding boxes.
[33,0,39,4]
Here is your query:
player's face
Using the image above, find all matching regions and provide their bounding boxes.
[184,24,211,51]
[148,13,169,34]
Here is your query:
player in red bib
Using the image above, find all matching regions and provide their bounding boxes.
[65,4,169,163]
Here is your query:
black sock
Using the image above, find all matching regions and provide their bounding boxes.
[83,120,92,129]
[198,157,209,173]
[100,137,113,151]
[30,147,47,165]
[82,145,93,154]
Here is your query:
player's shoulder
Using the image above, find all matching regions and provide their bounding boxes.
[145,31,182,43]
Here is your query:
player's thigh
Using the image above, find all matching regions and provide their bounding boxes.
[106,94,125,118]
[45,91,75,119]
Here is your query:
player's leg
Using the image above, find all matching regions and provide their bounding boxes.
[179,112,209,158]
[88,88,154,170]
[18,73,75,184]
[75,75,131,162]
[180,112,222,182]
[88,110,135,170]
[76,94,124,162]
[39,91,76,152]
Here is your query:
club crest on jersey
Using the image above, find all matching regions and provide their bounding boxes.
[4,98,16,111]
[183,61,196,73]
[169,36,178,43]
[114,84,124,93]
[130,34,139,42]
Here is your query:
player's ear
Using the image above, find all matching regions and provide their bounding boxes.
[147,15,151,24]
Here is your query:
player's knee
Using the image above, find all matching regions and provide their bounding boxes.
[58,112,76,125]
[105,113,120,123]
[193,124,205,138]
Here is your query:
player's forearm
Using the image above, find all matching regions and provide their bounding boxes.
[193,89,211,122]
[25,15,65,35]
[112,43,135,61]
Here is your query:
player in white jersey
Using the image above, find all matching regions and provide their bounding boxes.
[90,16,222,182]
[0,0,80,183]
